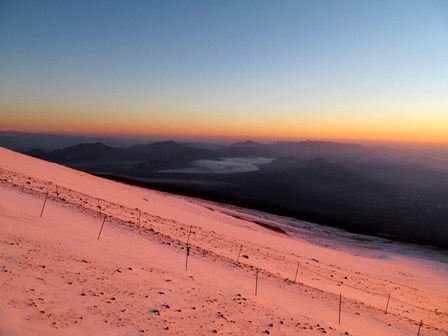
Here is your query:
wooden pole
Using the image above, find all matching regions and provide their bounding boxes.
[237,245,243,263]
[40,192,49,218]
[417,320,423,336]
[184,225,193,271]
[185,244,191,271]
[97,215,107,240]
[293,262,300,283]
[186,225,192,245]
[338,293,342,324]
[255,269,259,296]
[385,294,391,314]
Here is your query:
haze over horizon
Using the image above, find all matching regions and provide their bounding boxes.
[1,1,447,144]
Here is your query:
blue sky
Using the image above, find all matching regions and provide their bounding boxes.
[1,1,447,143]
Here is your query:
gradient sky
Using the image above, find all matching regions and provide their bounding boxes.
[1,1,447,143]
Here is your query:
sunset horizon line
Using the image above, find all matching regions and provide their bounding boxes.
[2,129,448,148]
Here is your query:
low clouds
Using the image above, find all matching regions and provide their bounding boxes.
[158,157,274,174]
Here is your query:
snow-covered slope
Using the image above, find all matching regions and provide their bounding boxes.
[0,147,447,335]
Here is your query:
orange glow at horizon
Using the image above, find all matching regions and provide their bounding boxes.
[2,105,448,145]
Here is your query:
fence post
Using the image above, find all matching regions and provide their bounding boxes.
[385,294,391,314]
[97,215,107,240]
[186,225,192,245]
[338,293,342,324]
[417,320,423,336]
[293,262,300,283]
[237,245,243,263]
[185,244,191,271]
[40,192,49,218]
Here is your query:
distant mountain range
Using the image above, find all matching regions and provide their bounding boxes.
[28,141,219,164]
[2,132,447,249]
[24,138,446,166]
[0,131,151,152]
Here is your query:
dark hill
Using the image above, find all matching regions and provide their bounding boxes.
[231,157,396,208]
[130,141,219,171]
[267,141,403,162]
[28,141,219,165]
[218,140,278,158]
[30,142,125,163]
[230,140,265,147]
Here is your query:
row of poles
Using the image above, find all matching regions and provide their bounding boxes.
[37,187,427,334]
[185,236,427,332]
